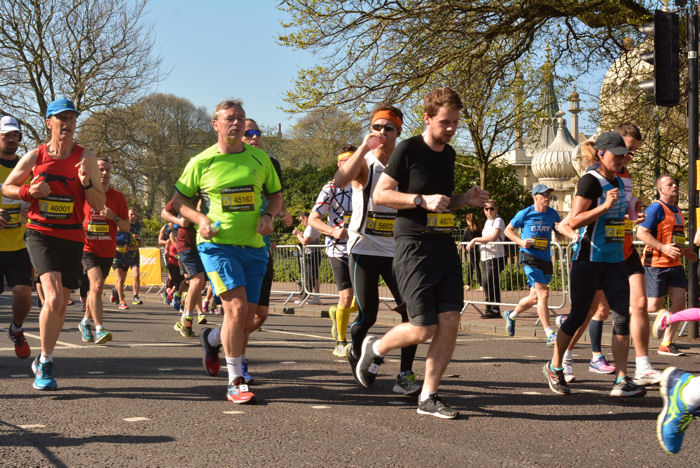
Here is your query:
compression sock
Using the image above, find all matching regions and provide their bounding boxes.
[589,319,604,354]
[668,308,700,325]
[400,344,418,373]
[348,297,358,313]
[207,326,222,347]
[336,305,350,342]
[226,356,243,385]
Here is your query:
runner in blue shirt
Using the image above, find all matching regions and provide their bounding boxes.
[502,184,571,343]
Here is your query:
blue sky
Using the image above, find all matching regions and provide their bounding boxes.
[145,0,601,136]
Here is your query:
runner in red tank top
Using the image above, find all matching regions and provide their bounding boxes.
[1,98,104,391]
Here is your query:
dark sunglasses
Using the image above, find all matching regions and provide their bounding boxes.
[484,206,495,211]
[371,123,397,132]
[244,129,261,138]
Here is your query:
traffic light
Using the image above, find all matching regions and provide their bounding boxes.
[639,10,680,107]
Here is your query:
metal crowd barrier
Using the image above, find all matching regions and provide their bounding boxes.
[459,241,568,318]
[270,245,304,305]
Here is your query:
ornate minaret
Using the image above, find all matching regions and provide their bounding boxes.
[568,85,580,141]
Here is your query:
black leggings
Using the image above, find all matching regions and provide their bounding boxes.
[563,260,630,336]
[349,253,417,373]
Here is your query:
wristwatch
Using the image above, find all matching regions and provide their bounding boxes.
[113,215,120,223]
[82,181,93,190]
[413,195,424,207]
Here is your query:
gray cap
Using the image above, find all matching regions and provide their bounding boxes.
[594,132,628,156]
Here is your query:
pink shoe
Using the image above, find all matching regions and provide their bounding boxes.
[118,302,129,310]
[589,355,616,374]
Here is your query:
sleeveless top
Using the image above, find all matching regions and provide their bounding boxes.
[572,171,627,263]
[641,200,686,268]
[347,152,396,257]
[26,144,86,242]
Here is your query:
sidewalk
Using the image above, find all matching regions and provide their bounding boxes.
[268,293,700,349]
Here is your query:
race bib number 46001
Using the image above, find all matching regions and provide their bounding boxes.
[220,185,255,212]
[38,195,74,220]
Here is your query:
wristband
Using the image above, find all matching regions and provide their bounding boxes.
[262,212,273,219]
[82,181,93,190]
[18,185,32,202]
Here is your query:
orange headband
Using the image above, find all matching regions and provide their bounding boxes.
[372,110,402,132]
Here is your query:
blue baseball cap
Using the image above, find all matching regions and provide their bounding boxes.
[532,183,552,196]
[46,98,79,118]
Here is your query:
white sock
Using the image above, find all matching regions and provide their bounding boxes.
[563,350,573,361]
[509,311,518,320]
[39,353,52,363]
[682,374,700,408]
[80,317,90,326]
[181,310,191,320]
[372,340,384,358]
[545,327,554,337]
[226,356,243,385]
[635,355,650,371]
[96,325,104,332]
[207,327,222,347]
[419,391,436,402]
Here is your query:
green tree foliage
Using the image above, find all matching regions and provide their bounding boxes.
[0,0,161,144]
[78,93,212,216]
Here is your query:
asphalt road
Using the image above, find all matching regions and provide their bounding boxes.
[1,293,699,467]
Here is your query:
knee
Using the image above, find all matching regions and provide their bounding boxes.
[611,310,630,335]
[413,324,436,342]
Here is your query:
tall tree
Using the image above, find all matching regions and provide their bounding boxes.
[0,0,162,143]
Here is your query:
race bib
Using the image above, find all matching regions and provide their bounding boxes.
[1,207,21,229]
[624,219,634,237]
[605,219,625,243]
[672,225,687,245]
[220,185,255,212]
[343,211,352,226]
[38,194,74,220]
[87,219,109,239]
[365,211,395,237]
[531,236,548,250]
[426,213,454,233]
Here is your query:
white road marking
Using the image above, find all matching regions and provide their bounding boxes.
[157,368,174,372]
[522,391,542,395]
[579,389,598,394]
[387,401,405,406]
[223,410,245,415]
[18,424,45,429]
[263,328,333,341]
[311,405,330,409]
[480,356,495,359]
[87,371,105,375]
[123,417,150,422]
[10,374,28,378]
[280,361,297,364]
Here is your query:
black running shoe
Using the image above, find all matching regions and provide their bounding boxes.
[543,361,570,395]
[610,376,647,397]
[356,336,383,388]
[346,343,361,385]
[417,394,458,419]
[199,328,221,377]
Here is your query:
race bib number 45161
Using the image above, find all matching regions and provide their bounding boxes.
[220,185,255,212]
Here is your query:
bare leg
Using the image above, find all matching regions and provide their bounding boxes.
[38,272,69,356]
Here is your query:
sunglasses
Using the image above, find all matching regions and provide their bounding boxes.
[484,206,495,211]
[371,123,397,132]
[535,192,551,197]
[244,129,261,138]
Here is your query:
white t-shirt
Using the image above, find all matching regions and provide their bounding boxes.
[480,217,505,261]
[302,224,320,254]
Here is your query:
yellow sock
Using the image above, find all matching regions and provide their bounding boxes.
[661,340,672,347]
[348,297,358,313]
[336,305,350,342]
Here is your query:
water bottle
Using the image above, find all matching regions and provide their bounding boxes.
[211,220,222,236]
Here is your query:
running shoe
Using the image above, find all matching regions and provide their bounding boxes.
[118,302,129,310]
[132,296,143,305]
[332,341,347,357]
[226,376,256,404]
[173,318,183,332]
[610,376,646,397]
[78,322,95,343]
[563,359,576,383]
[31,357,57,391]
[328,306,337,341]
[589,355,616,374]
[180,316,194,338]
[416,394,458,419]
[393,371,421,396]
[172,294,181,311]
[555,314,568,328]
[66,298,75,306]
[545,332,557,347]
[95,329,112,345]
[8,325,31,359]
[502,310,515,336]
[543,362,570,395]
[657,367,699,454]
[652,309,671,339]
[241,359,254,385]
[634,366,662,386]
[110,290,118,304]
[346,343,362,385]
[199,327,221,377]
[198,313,207,325]
[356,336,384,388]
[162,291,169,304]
[658,343,685,357]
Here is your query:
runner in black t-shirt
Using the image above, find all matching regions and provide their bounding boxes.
[354,87,489,419]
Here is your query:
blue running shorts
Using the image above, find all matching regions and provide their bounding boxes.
[197,242,268,303]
